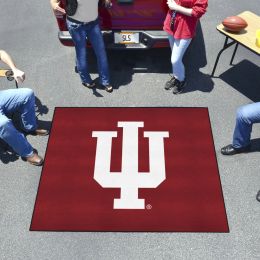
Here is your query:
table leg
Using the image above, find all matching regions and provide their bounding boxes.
[211,37,236,77]
[230,42,239,65]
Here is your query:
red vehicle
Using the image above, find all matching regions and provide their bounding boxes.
[56,0,169,49]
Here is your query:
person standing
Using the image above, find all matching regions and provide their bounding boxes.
[50,0,113,92]
[0,50,48,166]
[163,0,208,94]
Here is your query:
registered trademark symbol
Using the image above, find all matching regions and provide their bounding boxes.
[146,204,152,210]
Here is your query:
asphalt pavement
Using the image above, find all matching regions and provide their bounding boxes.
[0,0,260,259]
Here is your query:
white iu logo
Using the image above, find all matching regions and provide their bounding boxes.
[92,121,169,209]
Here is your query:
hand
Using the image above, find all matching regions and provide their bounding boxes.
[50,1,66,16]
[104,0,112,8]
[167,0,179,11]
[12,68,25,84]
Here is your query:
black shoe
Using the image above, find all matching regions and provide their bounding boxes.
[82,81,96,89]
[172,79,186,94]
[256,190,260,202]
[164,76,176,90]
[221,144,251,155]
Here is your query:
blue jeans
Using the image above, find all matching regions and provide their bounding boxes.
[66,18,110,86]
[233,102,260,148]
[0,88,37,157]
[168,35,192,82]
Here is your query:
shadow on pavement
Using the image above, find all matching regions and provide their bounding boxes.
[0,140,19,164]
[89,86,104,98]
[219,60,260,102]
[88,48,172,90]
[35,96,51,131]
[35,96,49,117]
[87,21,213,93]
[250,138,260,153]
[183,22,214,94]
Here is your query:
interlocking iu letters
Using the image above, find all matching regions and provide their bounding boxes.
[92,121,169,209]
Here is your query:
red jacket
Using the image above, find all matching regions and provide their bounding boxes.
[163,0,208,39]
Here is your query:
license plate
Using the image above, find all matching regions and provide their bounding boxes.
[114,32,139,44]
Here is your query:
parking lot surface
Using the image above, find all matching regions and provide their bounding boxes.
[0,1,259,259]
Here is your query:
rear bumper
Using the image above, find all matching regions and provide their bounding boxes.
[58,30,169,49]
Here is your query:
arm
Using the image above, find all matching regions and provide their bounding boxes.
[0,50,25,83]
[167,0,192,16]
[100,0,112,8]
[50,0,66,16]
[191,0,208,19]
[104,0,112,6]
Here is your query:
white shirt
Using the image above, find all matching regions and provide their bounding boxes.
[69,0,98,23]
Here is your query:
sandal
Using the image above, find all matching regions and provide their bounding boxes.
[82,82,96,89]
[104,85,113,93]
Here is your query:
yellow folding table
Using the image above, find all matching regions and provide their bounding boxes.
[211,11,260,77]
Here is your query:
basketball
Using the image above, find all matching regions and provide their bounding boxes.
[222,16,248,32]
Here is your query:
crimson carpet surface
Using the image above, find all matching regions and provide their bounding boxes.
[30,107,229,232]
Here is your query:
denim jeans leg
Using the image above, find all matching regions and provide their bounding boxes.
[0,115,33,157]
[88,23,110,86]
[67,19,93,84]
[232,102,260,148]
[19,89,37,132]
[0,88,37,132]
